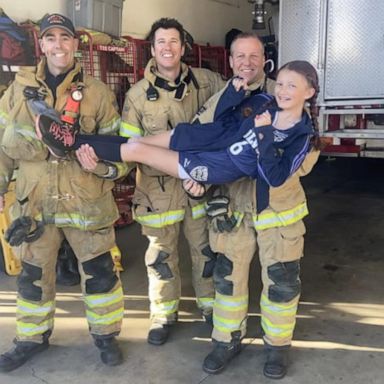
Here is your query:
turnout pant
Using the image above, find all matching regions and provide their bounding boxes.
[143,206,215,324]
[15,225,124,343]
[209,215,305,346]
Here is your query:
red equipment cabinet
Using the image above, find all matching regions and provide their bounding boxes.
[77,31,138,112]
[77,31,137,227]
[199,44,229,79]
[122,37,151,81]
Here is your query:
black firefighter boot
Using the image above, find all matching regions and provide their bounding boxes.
[202,331,242,374]
[147,320,171,346]
[263,344,290,379]
[56,241,80,286]
[93,334,123,366]
[0,332,50,373]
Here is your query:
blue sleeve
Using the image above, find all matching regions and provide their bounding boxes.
[256,127,311,187]
[214,81,247,120]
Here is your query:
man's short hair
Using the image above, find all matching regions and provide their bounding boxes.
[230,32,264,56]
[147,18,185,46]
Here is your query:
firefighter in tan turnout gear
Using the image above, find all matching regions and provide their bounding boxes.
[120,18,225,345]
[0,14,128,372]
[195,33,320,379]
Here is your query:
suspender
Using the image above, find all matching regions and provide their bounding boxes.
[147,67,200,101]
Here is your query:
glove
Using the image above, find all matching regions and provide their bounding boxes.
[206,195,230,217]
[4,216,45,246]
[205,195,237,233]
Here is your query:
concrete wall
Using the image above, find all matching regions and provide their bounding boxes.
[121,0,254,45]
[1,0,278,46]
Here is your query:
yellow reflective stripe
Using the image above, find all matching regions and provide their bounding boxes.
[17,299,55,317]
[260,294,298,317]
[44,212,116,230]
[150,300,178,316]
[84,287,123,308]
[0,110,8,126]
[213,323,234,334]
[86,307,124,326]
[191,203,206,219]
[134,210,185,228]
[212,312,244,333]
[233,212,244,228]
[17,320,53,336]
[261,317,296,337]
[115,161,128,174]
[197,297,214,309]
[214,293,248,312]
[99,116,121,135]
[14,122,45,144]
[254,202,308,230]
[120,121,143,138]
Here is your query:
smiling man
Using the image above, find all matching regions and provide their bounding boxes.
[0,13,128,371]
[119,18,225,346]
[195,33,319,379]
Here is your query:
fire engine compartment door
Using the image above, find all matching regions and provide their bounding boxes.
[279,0,322,67]
[325,0,384,100]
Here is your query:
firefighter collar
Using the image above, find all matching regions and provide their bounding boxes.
[247,75,269,93]
[146,59,199,101]
[24,66,84,128]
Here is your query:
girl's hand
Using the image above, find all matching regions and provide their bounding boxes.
[232,76,248,92]
[76,144,99,171]
[182,179,206,199]
[254,111,272,127]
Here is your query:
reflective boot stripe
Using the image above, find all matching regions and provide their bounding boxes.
[150,299,179,319]
[260,293,299,345]
[214,293,248,312]
[84,287,124,308]
[17,299,55,316]
[197,297,215,311]
[86,307,124,326]
[213,293,248,334]
[261,317,297,338]
[260,294,298,317]
[17,320,54,337]
[213,313,246,333]
[84,286,124,327]
[16,298,55,338]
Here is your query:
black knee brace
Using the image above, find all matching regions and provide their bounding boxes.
[82,252,118,294]
[213,253,233,295]
[17,261,43,301]
[148,250,173,280]
[267,260,301,303]
[201,245,217,278]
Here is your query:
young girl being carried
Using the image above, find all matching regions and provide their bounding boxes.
[36,60,320,200]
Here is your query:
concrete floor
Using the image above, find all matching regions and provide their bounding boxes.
[0,157,383,384]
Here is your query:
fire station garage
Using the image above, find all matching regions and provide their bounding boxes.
[0,1,383,383]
